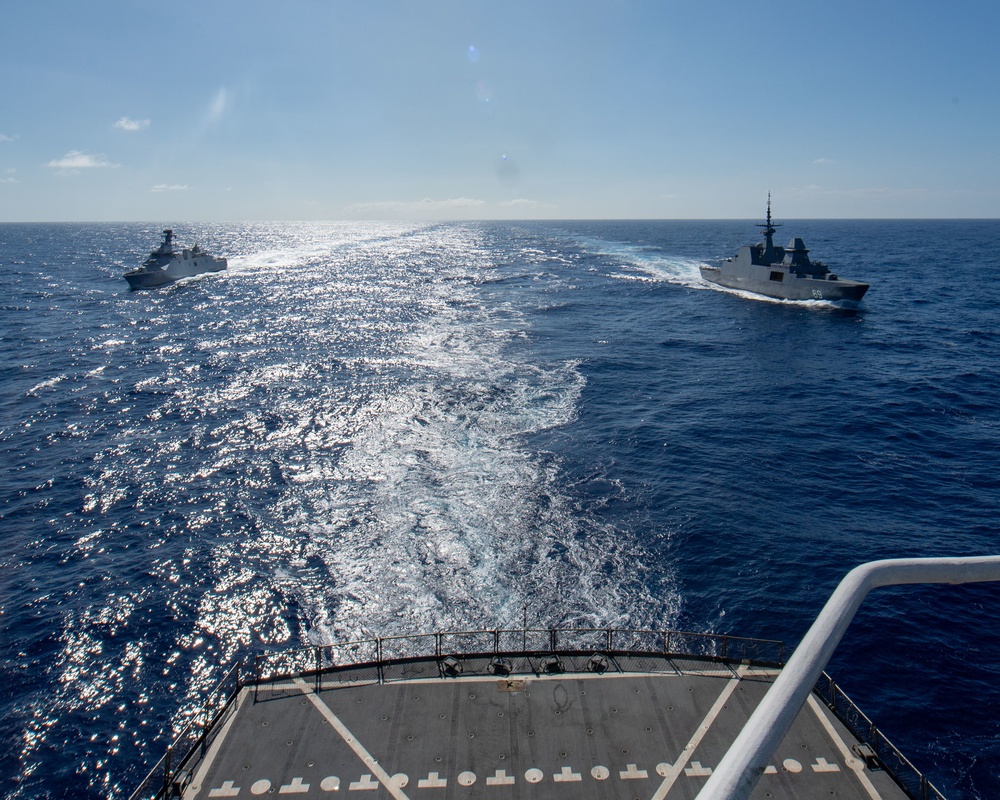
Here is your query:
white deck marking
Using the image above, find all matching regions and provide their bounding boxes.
[591,766,610,780]
[621,763,649,779]
[524,768,544,783]
[807,693,882,799]
[320,776,341,791]
[293,678,411,800]
[649,663,749,800]
[186,689,247,799]
[486,769,515,786]
[417,772,446,788]
[782,758,802,773]
[349,774,379,791]
[813,757,841,773]
[279,777,310,793]
[554,766,582,782]
[457,771,476,786]
[684,762,712,777]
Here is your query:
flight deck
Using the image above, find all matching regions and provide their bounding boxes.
[133,631,940,800]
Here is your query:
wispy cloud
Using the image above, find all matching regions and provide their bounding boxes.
[0,133,17,143]
[150,184,189,192]
[499,198,555,210]
[208,88,228,123]
[46,150,119,170]
[0,168,16,184]
[114,117,150,132]
[812,157,833,165]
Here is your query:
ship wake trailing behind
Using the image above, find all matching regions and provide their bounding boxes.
[700,197,869,302]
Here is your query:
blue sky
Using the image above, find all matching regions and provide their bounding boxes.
[1,0,998,221]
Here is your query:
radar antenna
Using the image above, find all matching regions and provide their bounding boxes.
[756,192,780,260]
[756,192,781,238]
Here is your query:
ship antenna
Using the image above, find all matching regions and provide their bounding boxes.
[757,192,781,237]
[756,192,780,259]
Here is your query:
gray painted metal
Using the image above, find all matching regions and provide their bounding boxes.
[699,198,869,302]
[163,653,916,800]
[123,229,227,289]
[697,555,1000,800]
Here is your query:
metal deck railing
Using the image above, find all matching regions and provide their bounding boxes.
[814,673,945,800]
[127,623,939,800]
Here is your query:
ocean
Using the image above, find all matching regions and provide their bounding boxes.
[2,219,999,799]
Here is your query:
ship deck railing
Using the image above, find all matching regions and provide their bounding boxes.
[128,625,942,800]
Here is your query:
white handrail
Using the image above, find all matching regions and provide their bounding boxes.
[695,555,1000,800]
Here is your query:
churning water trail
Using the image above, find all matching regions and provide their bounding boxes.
[4,219,1000,800]
[2,221,678,799]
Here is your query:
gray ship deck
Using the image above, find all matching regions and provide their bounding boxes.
[149,636,934,800]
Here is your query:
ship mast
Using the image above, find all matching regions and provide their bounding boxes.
[756,192,781,261]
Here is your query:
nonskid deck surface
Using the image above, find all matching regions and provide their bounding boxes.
[176,654,907,800]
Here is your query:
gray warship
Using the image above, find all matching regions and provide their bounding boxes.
[128,556,1000,800]
[124,229,227,289]
[700,198,869,302]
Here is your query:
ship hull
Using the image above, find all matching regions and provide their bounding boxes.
[699,264,869,302]
[124,258,226,290]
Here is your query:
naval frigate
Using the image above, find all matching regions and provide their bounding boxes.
[699,197,869,302]
[124,229,227,289]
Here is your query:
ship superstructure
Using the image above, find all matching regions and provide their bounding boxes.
[700,197,869,302]
[123,229,227,289]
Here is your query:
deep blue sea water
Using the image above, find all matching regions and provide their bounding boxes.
[2,219,999,799]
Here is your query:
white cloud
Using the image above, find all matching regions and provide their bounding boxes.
[114,117,150,132]
[812,158,833,165]
[150,184,189,192]
[0,168,16,184]
[208,88,228,123]
[499,198,555,210]
[0,133,17,143]
[46,150,119,170]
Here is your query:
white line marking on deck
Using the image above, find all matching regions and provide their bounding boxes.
[807,693,882,799]
[813,757,841,773]
[279,777,310,793]
[293,678,411,800]
[649,663,750,800]
[187,690,247,799]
